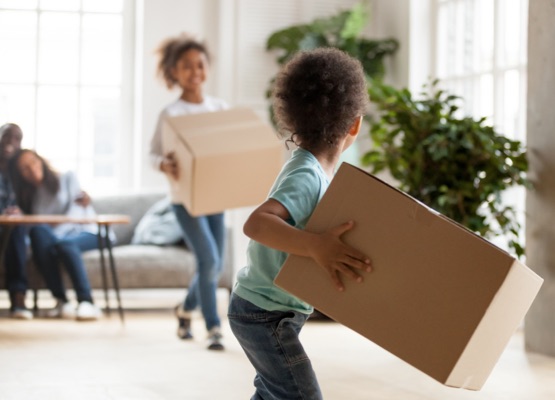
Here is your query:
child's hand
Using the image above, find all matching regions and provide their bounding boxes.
[308,220,372,292]
[161,152,179,179]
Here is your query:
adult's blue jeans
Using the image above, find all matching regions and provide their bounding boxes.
[228,293,322,400]
[172,204,225,331]
[29,224,97,303]
[3,225,28,296]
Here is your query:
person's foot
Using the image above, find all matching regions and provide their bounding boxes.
[10,307,33,320]
[9,292,32,320]
[76,301,102,321]
[175,305,193,339]
[207,327,224,351]
[46,300,76,319]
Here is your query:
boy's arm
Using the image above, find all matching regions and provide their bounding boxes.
[244,198,372,291]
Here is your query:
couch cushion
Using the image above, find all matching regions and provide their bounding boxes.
[92,192,165,245]
[131,196,183,246]
[81,242,233,291]
[82,244,196,288]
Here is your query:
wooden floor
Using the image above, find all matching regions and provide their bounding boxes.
[1,289,554,400]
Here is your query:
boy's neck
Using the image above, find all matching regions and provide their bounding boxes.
[309,148,343,180]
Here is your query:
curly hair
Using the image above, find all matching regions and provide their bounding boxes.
[8,149,60,215]
[272,48,368,152]
[156,33,210,89]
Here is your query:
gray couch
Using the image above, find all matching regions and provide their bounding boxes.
[82,192,234,291]
[2,192,234,308]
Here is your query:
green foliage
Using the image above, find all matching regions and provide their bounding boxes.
[362,80,530,258]
[265,2,398,92]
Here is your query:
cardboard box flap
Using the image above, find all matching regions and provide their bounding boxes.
[166,107,279,157]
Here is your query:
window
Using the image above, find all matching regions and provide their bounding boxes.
[434,0,528,141]
[433,0,528,252]
[0,0,133,193]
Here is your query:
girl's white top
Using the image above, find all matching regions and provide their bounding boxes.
[149,96,229,170]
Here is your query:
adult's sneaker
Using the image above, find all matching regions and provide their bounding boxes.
[207,326,224,351]
[10,307,33,320]
[175,305,193,339]
[46,301,76,319]
[76,301,102,321]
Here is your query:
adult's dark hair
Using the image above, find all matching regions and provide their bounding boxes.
[0,123,21,138]
[156,33,211,89]
[272,47,369,152]
[8,149,60,214]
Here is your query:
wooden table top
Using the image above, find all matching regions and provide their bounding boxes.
[0,214,131,226]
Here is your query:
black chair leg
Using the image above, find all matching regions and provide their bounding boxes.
[33,289,38,312]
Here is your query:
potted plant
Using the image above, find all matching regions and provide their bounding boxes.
[265,2,398,101]
[362,80,529,257]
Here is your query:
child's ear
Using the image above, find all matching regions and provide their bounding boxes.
[348,116,363,136]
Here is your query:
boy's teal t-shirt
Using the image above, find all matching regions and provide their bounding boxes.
[234,148,330,314]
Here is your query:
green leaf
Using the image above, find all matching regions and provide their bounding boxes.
[340,2,369,39]
[300,33,329,50]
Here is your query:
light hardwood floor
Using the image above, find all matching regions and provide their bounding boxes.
[1,289,554,400]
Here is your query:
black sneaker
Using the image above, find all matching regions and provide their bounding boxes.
[175,305,193,340]
[207,327,224,351]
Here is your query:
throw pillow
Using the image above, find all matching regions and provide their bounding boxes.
[131,196,183,246]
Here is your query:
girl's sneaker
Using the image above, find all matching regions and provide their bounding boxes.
[46,301,76,319]
[207,327,224,351]
[175,305,193,339]
[76,301,101,321]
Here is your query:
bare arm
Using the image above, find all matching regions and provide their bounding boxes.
[150,112,179,179]
[244,198,372,291]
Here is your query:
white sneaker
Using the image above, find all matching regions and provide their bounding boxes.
[10,308,33,320]
[207,326,224,351]
[46,301,76,319]
[76,301,101,321]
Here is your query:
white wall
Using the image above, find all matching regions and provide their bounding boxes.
[370,0,432,91]
[524,0,555,356]
[371,0,410,87]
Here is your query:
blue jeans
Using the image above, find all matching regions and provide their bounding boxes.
[3,225,28,300]
[29,224,98,303]
[172,204,225,331]
[228,293,322,400]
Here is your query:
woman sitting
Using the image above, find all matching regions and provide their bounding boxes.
[8,149,102,321]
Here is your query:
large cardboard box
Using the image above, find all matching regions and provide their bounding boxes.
[275,162,543,390]
[162,107,283,216]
